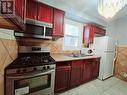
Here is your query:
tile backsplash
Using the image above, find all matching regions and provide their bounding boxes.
[0,38,18,95]
[114,46,127,82]
[0,29,18,95]
[17,38,80,54]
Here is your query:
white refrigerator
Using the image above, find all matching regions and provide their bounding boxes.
[90,36,116,80]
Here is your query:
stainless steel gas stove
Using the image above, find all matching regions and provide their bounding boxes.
[5,46,56,95]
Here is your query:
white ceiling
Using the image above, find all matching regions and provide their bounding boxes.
[38,0,127,27]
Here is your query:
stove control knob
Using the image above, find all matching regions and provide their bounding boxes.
[16,70,21,74]
[33,68,37,71]
[47,66,50,69]
[43,66,46,70]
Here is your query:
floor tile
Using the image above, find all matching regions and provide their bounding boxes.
[58,77,127,95]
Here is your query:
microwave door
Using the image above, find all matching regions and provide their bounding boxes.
[15,24,45,39]
[45,27,52,39]
[26,24,45,38]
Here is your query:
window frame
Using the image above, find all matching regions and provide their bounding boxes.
[63,19,83,50]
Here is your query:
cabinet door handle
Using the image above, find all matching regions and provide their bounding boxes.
[34,16,36,19]
[38,16,40,20]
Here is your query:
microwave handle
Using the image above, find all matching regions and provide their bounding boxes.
[43,26,46,38]
[6,69,55,80]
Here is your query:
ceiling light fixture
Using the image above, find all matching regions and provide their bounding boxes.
[98,0,127,19]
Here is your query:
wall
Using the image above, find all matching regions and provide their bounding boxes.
[114,16,127,45]
[18,37,80,54]
[114,46,127,82]
[106,20,117,42]
[18,18,83,54]
[0,29,18,95]
[107,16,127,82]
[107,16,127,45]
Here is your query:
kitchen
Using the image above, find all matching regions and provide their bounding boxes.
[0,0,127,95]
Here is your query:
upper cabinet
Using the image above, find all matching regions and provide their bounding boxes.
[15,0,25,20]
[83,25,94,45]
[25,1,65,38]
[26,0,38,20]
[26,0,53,24]
[0,0,26,31]
[0,0,65,38]
[83,24,106,46]
[53,8,65,37]
[38,3,53,23]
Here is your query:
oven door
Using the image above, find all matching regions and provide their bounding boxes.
[6,69,55,95]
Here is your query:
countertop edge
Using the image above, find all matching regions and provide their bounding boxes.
[51,54,101,62]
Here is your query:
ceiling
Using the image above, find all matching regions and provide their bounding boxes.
[38,0,127,27]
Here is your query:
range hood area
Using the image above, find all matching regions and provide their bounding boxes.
[14,19,53,39]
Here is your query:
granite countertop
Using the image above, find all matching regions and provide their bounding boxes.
[51,53,101,62]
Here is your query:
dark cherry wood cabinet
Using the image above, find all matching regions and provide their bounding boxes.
[82,58,100,83]
[55,62,71,93]
[26,1,65,38]
[26,0,38,20]
[53,8,65,37]
[92,58,100,78]
[83,25,106,46]
[82,59,93,82]
[55,58,100,93]
[38,3,53,23]
[70,60,83,88]
[0,0,26,31]
[15,0,25,20]
[83,25,95,46]
[26,1,53,23]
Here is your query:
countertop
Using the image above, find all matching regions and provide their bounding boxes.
[51,54,101,62]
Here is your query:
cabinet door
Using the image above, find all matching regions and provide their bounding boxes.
[26,0,37,20]
[38,3,53,23]
[53,8,65,37]
[82,59,93,82]
[55,66,71,92]
[70,60,82,88]
[83,25,94,46]
[15,0,25,20]
[92,58,100,78]
[89,26,94,43]
[83,26,90,46]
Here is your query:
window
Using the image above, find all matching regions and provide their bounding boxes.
[63,19,83,50]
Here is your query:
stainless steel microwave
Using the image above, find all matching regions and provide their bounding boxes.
[15,19,53,39]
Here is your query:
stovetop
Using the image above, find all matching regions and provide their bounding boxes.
[6,53,55,69]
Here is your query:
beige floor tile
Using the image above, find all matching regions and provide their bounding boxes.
[85,83,103,95]
[59,77,127,95]
[111,80,127,94]
[102,88,125,95]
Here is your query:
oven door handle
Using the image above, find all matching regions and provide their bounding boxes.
[6,69,55,80]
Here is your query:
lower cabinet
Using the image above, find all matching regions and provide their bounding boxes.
[82,59,93,83]
[55,63,71,92]
[92,58,100,78]
[82,58,100,83]
[55,58,100,93]
[70,60,82,88]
